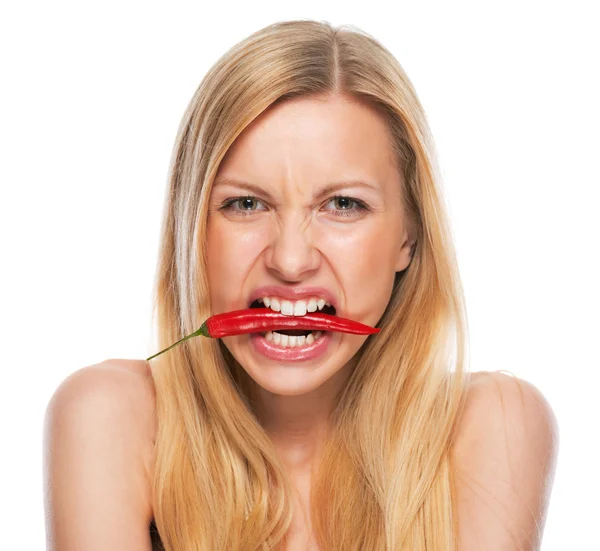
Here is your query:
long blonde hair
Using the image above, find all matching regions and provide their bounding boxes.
[149,19,470,550]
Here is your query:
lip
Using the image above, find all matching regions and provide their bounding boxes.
[247,285,339,311]
[249,331,333,361]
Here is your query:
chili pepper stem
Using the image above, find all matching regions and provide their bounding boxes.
[146,323,209,361]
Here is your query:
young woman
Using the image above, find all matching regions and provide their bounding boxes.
[43,19,558,551]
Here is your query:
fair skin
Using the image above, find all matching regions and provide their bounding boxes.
[205,94,414,547]
[206,94,413,479]
[43,94,558,550]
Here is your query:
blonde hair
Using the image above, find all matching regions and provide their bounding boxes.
[149,19,470,550]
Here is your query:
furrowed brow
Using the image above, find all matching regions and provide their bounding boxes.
[212,178,380,201]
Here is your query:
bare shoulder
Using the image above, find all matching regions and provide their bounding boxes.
[43,359,157,550]
[455,370,559,449]
[45,358,157,461]
[452,370,559,549]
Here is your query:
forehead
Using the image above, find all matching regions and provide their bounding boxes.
[215,95,398,189]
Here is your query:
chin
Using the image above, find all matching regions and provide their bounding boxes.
[246,362,336,395]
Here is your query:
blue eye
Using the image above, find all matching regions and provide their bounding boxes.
[219,195,369,217]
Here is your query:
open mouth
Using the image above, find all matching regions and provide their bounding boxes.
[249,299,336,337]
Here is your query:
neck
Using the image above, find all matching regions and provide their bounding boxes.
[250,359,355,474]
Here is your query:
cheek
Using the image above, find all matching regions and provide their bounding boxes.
[206,220,266,298]
[323,223,398,277]
[321,224,398,312]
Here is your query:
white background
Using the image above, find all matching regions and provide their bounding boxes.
[1,1,598,548]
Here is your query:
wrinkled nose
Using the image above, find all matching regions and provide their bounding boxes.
[264,212,320,281]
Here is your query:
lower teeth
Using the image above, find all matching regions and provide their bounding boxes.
[263,331,323,348]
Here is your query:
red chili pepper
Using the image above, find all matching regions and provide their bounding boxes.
[146,308,380,361]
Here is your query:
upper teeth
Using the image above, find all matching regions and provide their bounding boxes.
[258,296,332,316]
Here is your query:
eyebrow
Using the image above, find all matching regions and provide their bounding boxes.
[212,178,381,201]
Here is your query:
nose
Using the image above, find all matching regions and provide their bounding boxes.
[264,210,320,281]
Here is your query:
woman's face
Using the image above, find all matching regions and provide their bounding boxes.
[206,94,413,397]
